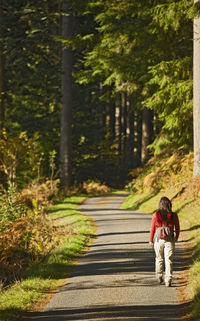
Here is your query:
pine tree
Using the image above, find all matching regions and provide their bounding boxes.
[193,0,200,177]
[60,1,73,189]
[0,0,5,129]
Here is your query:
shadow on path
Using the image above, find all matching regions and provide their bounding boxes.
[24,303,190,321]
[21,196,192,321]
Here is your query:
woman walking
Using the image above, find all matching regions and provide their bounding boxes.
[149,196,180,287]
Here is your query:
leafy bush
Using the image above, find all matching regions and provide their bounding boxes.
[127,151,193,193]
[0,129,43,188]
[0,185,27,222]
[0,214,57,279]
[82,180,110,194]
[0,186,58,282]
[20,178,60,208]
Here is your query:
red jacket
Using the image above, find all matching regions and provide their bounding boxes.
[149,211,180,243]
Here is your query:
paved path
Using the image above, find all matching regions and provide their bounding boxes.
[31,194,186,321]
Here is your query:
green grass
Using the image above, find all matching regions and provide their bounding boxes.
[121,191,160,212]
[0,196,95,321]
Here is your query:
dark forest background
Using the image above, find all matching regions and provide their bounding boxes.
[0,0,194,189]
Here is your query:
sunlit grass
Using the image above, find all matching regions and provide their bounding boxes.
[189,261,200,318]
[0,278,58,321]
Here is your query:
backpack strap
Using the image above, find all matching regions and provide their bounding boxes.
[166,211,173,221]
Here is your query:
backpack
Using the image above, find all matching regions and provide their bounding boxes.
[154,211,174,241]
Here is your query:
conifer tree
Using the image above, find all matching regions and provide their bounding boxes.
[141,108,153,165]
[144,0,193,153]
[0,0,4,129]
[193,0,200,177]
[60,1,73,190]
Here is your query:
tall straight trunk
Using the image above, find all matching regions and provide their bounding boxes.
[121,91,127,157]
[0,0,5,187]
[128,101,135,156]
[110,102,115,139]
[105,102,110,132]
[118,99,122,155]
[193,0,200,177]
[115,95,121,154]
[60,2,73,189]
[104,87,115,139]
[133,110,142,166]
[124,94,132,167]
[141,107,153,165]
[0,0,5,129]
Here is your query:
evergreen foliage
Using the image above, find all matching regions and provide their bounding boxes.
[2,0,61,176]
[0,0,194,187]
[0,2,198,317]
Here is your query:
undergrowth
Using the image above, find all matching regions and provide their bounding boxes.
[0,195,95,321]
[0,185,58,282]
[123,150,200,321]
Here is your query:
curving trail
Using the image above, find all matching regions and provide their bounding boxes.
[31,194,187,321]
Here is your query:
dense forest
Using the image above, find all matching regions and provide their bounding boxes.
[0,0,198,190]
[2,2,200,319]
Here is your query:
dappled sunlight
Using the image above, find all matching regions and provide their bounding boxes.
[26,195,191,321]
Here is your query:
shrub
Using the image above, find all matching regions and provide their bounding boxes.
[129,151,193,193]
[0,129,43,188]
[20,178,60,208]
[0,185,27,222]
[0,186,58,282]
[82,181,110,194]
[0,213,57,281]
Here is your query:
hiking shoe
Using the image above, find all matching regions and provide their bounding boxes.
[165,280,171,287]
[158,276,163,284]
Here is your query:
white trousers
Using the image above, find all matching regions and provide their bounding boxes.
[154,239,175,282]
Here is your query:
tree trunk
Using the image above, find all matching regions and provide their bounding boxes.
[110,101,115,140]
[141,107,153,165]
[133,109,142,166]
[193,0,200,177]
[0,0,5,129]
[104,86,116,139]
[128,103,135,156]
[115,95,121,154]
[0,0,5,187]
[121,91,127,158]
[60,2,73,190]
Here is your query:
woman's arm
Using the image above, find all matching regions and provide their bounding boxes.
[149,213,156,243]
[174,213,180,241]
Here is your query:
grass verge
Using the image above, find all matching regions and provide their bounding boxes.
[0,195,95,321]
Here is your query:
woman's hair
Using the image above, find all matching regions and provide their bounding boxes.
[158,196,172,220]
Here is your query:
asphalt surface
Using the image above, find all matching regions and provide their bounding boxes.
[31,194,187,321]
